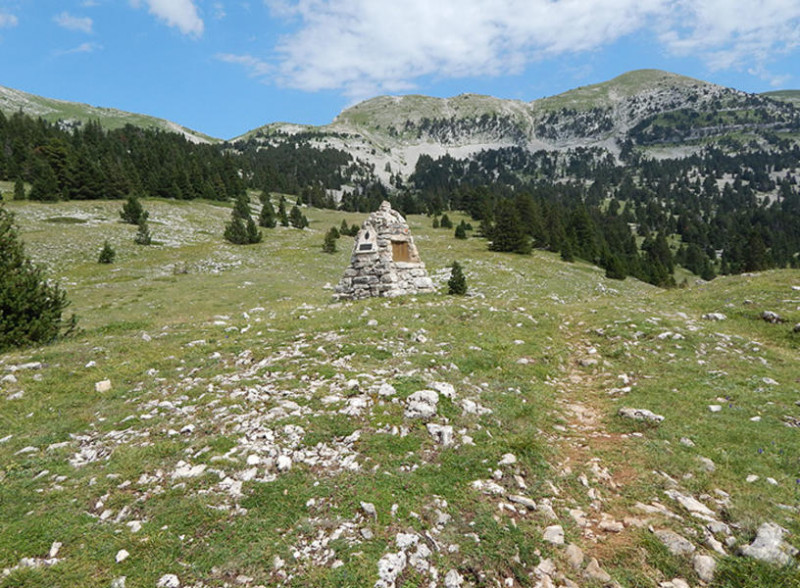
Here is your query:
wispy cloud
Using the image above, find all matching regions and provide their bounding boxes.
[54,12,94,34]
[131,0,204,36]
[0,11,18,28]
[254,0,800,98]
[216,53,272,77]
[55,42,103,56]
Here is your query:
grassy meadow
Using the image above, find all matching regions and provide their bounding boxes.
[1,196,798,587]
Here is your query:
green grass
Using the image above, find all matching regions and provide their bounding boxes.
[1,197,799,586]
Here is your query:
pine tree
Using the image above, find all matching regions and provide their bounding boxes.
[120,194,148,225]
[134,218,152,245]
[13,177,25,201]
[489,200,531,254]
[447,261,467,295]
[289,205,308,229]
[278,196,289,227]
[440,213,453,229]
[454,222,467,240]
[0,204,76,351]
[98,241,116,264]
[224,194,262,244]
[432,216,440,229]
[560,240,575,262]
[322,228,338,253]
[258,199,277,228]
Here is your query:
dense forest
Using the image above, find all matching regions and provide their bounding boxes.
[2,107,799,287]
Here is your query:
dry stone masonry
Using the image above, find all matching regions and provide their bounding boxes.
[335,201,435,300]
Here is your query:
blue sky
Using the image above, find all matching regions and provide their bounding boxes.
[1,0,799,139]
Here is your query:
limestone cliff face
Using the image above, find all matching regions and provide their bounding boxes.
[334,201,435,300]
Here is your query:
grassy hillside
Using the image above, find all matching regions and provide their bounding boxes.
[1,198,799,587]
[762,90,800,107]
[0,85,217,144]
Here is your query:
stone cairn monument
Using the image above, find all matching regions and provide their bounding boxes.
[334,201,435,300]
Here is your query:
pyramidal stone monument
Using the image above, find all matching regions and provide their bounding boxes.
[334,201,435,300]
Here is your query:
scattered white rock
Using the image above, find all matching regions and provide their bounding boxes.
[680,437,695,447]
[565,543,584,569]
[665,490,716,518]
[471,479,505,496]
[583,558,611,583]
[430,381,456,399]
[618,407,664,423]
[655,529,696,556]
[697,457,716,473]
[426,423,454,446]
[157,574,180,588]
[762,377,779,386]
[702,313,727,321]
[708,405,722,413]
[761,311,782,323]
[693,553,716,582]
[405,390,439,419]
[444,569,464,588]
[507,495,537,510]
[276,455,292,472]
[376,382,396,397]
[95,379,112,393]
[746,475,759,483]
[740,522,799,566]
[171,462,207,479]
[115,550,129,563]
[376,552,407,588]
[498,453,517,466]
[542,525,564,545]
[360,501,377,519]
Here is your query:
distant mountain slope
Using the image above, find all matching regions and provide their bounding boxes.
[762,89,800,107]
[0,85,217,144]
[236,69,800,184]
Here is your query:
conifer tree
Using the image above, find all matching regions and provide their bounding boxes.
[289,205,309,229]
[224,194,262,244]
[258,198,277,228]
[134,218,152,245]
[278,196,289,227]
[454,222,467,240]
[489,200,531,254]
[98,241,116,264]
[440,214,453,229]
[447,261,467,295]
[120,194,148,225]
[13,177,25,201]
[0,204,76,351]
[322,227,338,253]
[432,216,440,229]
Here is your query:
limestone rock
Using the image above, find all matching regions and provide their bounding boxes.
[405,390,439,419]
[543,525,564,545]
[426,423,454,446]
[583,558,611,583]
[157,574,180,588]
[702,313,727,321]
[693,553,716,582]
[761,310,783,323]
[507,494,537,510]
[444,569,464,588]
[565,543,584,569]
[95,379,112,393]
[376,552,407,588]
[740,522,799,566]
[655,529,696,556]
[618,407,664,423]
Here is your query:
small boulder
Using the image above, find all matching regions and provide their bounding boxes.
[95,379,112,393]
[693,553,716,582]
[543,525,564,545]
[761,310,783,324]
[405,390,439,419]
[655,529,696,556]
[740,522,799,566]
[618,407,664,423]
[702,312,727,321]
[157,575,180,588]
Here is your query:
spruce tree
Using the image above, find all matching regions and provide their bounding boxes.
[0,204,76,351]
[322,227,338,253]
[489,200,531,254]
[447,261,467,295]
[278,196,289,227]
[289,205,308,229]
[440,214,453,229]
[98,241,116,264]
[120,194,148,225]
[134,218,152,245]
[454,222,467,240]
[258,199,277,228]
[224,194,262,244]
[13,177,25,201]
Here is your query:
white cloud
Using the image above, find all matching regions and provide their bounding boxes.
[258,0,800,97]
[54,12,94,34]
[55,42,103,56]
[131,0,204,36]
[0,12,18,28]
[216,53,272,76]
